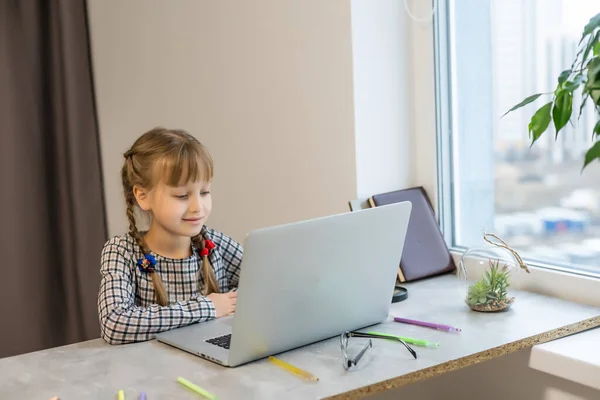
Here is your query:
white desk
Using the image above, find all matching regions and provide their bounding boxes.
[529,327,600,391]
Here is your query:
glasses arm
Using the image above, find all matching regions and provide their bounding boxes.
[347,331,418,360]
[391,337,417,359]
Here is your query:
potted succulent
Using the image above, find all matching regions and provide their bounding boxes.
[466,259,513,312]
[504,12,600,169]
[458,233,530,312]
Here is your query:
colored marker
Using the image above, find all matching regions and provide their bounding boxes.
[268,356,319,381]
[177,377,217,400]
[139,393,146,400]
[118,390,125,400]
[367,331,439,348]
[394,317,461,333]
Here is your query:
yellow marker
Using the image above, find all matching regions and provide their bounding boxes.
[177,377,217,400]
[268,356,319,381]
[117,390,125,400]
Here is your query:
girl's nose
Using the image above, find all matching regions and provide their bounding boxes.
[189,194,202,213]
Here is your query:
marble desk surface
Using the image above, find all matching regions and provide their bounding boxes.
[1,274,599,400]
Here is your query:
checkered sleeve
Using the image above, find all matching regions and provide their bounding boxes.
[98,237,216,345]
[210,230,243,290]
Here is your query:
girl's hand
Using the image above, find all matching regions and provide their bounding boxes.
[207,291,237,317]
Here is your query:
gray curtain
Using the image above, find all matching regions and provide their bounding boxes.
[0,1,107,357]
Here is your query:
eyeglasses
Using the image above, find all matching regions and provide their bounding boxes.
[339,331,417,370]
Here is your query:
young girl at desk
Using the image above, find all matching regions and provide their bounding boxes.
[98,128,242,344]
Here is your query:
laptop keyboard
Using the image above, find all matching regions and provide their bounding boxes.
[206,334,231,349]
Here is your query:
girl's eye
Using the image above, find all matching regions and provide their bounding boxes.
[200,191,211,196]
[175,195,188,199]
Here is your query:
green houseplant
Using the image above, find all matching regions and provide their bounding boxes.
[504,12,600,170]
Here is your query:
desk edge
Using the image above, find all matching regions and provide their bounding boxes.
[322,316,600,400]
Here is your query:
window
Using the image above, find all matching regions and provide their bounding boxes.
[435,0,600,276]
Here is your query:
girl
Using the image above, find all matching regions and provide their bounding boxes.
[98,128,242,345]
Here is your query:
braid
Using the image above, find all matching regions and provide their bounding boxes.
[192,234,220,295]
[124,188,169,306]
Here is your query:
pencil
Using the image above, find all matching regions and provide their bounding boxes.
[268,356,319,381]
[177,377,217,400]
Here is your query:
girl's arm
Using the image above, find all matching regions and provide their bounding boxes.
[210,230,244,290]
[98,239,216,345]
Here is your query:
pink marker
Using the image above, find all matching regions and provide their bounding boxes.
[394,317,461,333]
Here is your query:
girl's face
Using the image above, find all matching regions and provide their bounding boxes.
[135,179,212,238]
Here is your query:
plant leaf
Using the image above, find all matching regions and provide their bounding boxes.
[593,90,600,106]
[588,57,600,80]
[586,58,600,88]
[594,120,600,137]
[583,32,600,64]
[579,93,590,119]
[595,41,600,56]
[558,69,572,86]
[591,84,600,106]
[583,13,600,36]
[583,140,600,170]
[528,102,553,145]
[502,93,543,117]
[574,29,594,67]
[586,58,600,105]
[563,73,585,92]
[552,91,573,137]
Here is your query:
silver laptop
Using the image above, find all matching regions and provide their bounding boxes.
[156,201,412,367]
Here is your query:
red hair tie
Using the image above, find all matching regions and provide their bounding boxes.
[200,239,216,258]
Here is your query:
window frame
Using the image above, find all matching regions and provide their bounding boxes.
[431,0,600,282]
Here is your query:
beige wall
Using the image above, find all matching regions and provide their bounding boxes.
[88,0,357,242]
[350,0,414,199]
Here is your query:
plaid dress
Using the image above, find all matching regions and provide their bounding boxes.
[98,226,243,344]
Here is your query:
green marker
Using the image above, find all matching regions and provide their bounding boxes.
[367,331,439,348]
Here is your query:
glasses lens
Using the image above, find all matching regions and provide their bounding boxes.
[341,335,373,371]
[340,334,348,370]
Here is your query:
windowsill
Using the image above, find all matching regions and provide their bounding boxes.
[529,327,600,391]
[450,249,600,391]
[449,250,600,307]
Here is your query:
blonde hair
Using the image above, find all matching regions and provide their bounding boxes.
[121,127,220,306]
